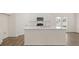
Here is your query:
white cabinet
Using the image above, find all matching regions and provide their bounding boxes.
[24,29,66,45]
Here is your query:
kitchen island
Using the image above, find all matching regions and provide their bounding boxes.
[24,26,67,45]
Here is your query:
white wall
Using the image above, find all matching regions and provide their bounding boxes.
[76,13,79,33]
[0,13,16,38]
[66,13,76,32]
[0,14,9,39]
[16,13,31,36]
[15,13,76,36]
[8,14,16,37]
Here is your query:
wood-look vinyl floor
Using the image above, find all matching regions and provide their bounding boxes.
[1,33,79,46]
[1,35,24,46]
[67,32,79,46]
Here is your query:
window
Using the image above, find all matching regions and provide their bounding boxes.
[56,17,67,29]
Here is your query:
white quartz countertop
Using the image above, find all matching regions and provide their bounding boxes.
[24,26,66,30]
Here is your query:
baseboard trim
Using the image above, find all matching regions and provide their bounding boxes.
[3,34,24,40]
[16,34,24,37]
